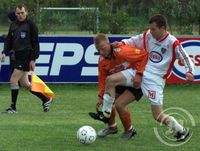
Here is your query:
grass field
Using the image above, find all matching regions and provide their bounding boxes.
[0,84,199,151]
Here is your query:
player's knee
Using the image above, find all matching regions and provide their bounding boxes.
[106,76,117,86]
[115,101,125,113]
[115,101,121,110]
[20,81,30,89]
[10,78,18,85]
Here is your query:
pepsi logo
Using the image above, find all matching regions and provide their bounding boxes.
[149,51,163,63]
[173,40,200,81]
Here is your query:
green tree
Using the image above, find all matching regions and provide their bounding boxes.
[79,9,98,34]
[191,0,200,34]
[150,0,198,35]
[175,0,195,34]
[95,0,130,34]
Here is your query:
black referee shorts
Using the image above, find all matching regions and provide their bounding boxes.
[115,86,143,101]
[10,50,32,71]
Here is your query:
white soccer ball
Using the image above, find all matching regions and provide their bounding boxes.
[77,125,96,144]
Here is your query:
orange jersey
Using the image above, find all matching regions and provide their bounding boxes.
[98,45,148,98]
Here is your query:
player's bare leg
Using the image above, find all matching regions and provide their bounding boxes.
[151,105,189,141]
[102,72,127,118]
[89,72,127,123]
[20,72,52,112]
[19,72,30,89]
[115,90,137,140]
[3,69,23,113]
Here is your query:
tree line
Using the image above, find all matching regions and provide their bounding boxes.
[0,0,200,34]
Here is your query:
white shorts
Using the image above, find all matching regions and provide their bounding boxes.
[141,82,164,105]
[120,68,136,87]
[121,69,165,105]
[141,71,165,105]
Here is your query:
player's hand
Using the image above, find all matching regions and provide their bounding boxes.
[186,72,194,83]
[0,53,6,62]
[132,73,142,89]
[30,60,35,71]
[111,41,123,48]
[96,98,103,112]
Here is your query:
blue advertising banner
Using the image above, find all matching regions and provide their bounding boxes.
[0,36,125,83]
[1,36,200,83]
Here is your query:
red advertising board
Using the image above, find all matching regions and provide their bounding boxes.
[167,37,200,84]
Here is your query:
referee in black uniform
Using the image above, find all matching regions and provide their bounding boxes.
[0,3,52,113]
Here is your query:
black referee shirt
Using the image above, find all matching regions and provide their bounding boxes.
[3,19,39,61]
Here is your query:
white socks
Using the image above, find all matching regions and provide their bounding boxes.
[102,93,115,114]
[167,116,184,133]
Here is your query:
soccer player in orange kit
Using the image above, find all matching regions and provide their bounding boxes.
[89,33,148,140]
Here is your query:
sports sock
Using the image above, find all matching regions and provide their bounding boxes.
[10,85,19,110]
[119,110,132,132]
[102,93,115,116]
[109,107,116,125]
[167,116,184,133]
[30,91,49,103]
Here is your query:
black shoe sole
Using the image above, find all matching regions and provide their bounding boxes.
[88,112,109,123]
[176,128,189,142]
[176,133,189,142]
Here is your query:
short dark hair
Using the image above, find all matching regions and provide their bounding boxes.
[149,14,167,29]
[15,3,27,11]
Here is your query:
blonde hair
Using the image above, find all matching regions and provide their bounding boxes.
[94,33,109,47]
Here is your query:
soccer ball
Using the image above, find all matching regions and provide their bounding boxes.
[77,125,96,144]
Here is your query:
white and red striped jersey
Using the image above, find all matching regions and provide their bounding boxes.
[122,30,194,79]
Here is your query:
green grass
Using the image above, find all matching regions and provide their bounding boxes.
[0,84,199,151]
